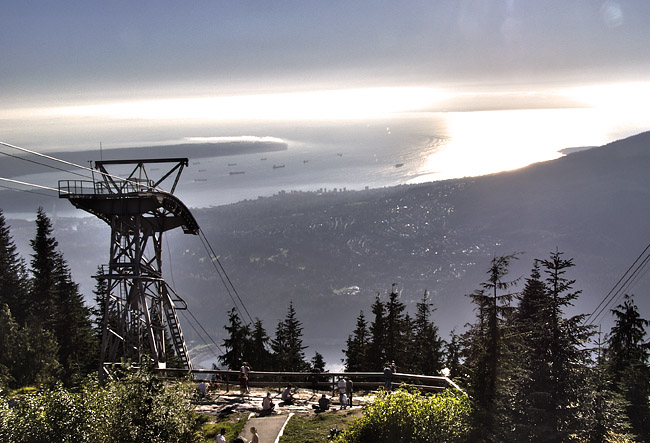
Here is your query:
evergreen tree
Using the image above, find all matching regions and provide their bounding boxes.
[384,284,407,366]
[444,329,463,379]
[366,294,386,370]
[507,252,615,441]
[462,253,519,441]
[219,308,251,370]
[29,208,96,385]
[607,294,650,441]
[412,290,444,375]
[0,303,61,388]
[52,255,97,384]
[248,318,273,370]
[510,262,558,441]
[401,312,416,373]
[0,209,29,324]
[311,351,326,372]
[271,302,309,371]
[538,250,594,439]
[344,310,370,371]
[28,207,59,328]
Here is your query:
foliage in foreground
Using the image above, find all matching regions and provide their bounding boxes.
[0,369,200,443]
[337,389,471,443]
[279,408,361,443]
[200,414,248,443]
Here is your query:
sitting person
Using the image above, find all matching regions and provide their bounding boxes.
[261,392,275,414]
[317,393,330,411]
[281,385,295,405]
[197,381,207,398]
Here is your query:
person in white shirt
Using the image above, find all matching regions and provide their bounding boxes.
[215,427,226,443]
[250,426,259,443]
[262,392,275,414]
[337,378,347,409]
[281,385,295,404]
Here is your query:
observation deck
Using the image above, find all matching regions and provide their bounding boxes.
[58,158,199,235]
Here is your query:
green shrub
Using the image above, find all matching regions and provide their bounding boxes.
[338,389,471,443]
[0,370,200,443]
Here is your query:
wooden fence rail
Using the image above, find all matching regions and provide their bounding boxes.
[156,368,465,395]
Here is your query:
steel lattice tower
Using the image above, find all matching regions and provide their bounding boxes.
[59,158,199,379]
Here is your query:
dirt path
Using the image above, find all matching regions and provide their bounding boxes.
[194,386,369,441]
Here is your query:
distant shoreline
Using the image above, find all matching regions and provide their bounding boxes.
[0,141,288,178]
[74,141,289,162]
[559,146,596,155]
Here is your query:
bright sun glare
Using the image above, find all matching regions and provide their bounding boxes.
[412,81,650,182]
[45,87,449,122]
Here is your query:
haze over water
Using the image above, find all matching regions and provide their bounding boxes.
[6,97,650,217]
[148,105,650,209]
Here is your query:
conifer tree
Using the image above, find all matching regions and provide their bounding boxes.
[607,294,650,441]
[0,303,61,388]
[384,284,407,366]
[366,294,386,370]
[52,255,97,384]
[311,351,326,372]
[462,253,519,440]
[271,302,309,371]
[412,290,443,375]
[0,209,29,324]
[29,208,96,385]
[444,329,462,379]
[344,310,370,371]
[28,207,59,328]
[538,250,594,438]
[509,261,562,441]
[219,307,251,370]
[508,251,614,441]
[248,318,273,370]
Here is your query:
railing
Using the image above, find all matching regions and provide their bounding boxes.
[58,180,98,196]
[58,178,156,197]
[156,368,465,395]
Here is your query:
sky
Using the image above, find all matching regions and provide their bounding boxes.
[2,0,650,170]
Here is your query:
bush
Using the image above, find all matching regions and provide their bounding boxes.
[0,369,200,443]
[338,389,471,443]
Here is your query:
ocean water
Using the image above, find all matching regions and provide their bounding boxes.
[5,107,650,214]
[171,108,650,209]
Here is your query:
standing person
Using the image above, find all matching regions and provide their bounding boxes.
[345,377,353,407]
[250,426,259,443]
[216,427,226,443]
[383,363,393,390]
[239,361,251,394]
[337,377,347,409]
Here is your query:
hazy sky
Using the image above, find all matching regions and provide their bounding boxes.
[2,0,650,154]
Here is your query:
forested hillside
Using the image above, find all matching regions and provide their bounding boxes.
[4,132,650,366]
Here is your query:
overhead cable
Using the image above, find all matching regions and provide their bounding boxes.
[0,141,163,192]
[0,176,63,194]
[198,229,254,326]
[0,184,55,198]
[178,310,223,360]
[0,149,92,179]
[585,242,650,326]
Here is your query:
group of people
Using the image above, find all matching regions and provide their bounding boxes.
[216,426,258,443]
[337,377,354,409]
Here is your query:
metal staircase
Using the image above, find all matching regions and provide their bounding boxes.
[163,284,192,370]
